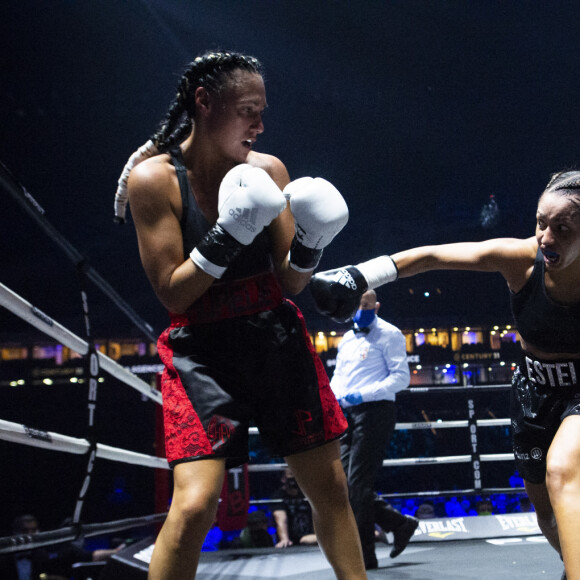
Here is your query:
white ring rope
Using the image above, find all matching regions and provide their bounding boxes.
[382,453,514,467]
[248,418,511,436]
[0,281,162,404]
[0,419,169,470]
[246,453,514,470]
[0,415,514,472]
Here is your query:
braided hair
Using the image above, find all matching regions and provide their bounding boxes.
[544,170,580,212]
[114,50,263,222]
[151,51,263,153]
[545,170,580,193]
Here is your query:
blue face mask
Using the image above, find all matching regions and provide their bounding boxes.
[352,308,375,328]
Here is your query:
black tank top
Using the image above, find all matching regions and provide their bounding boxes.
[510,249,580,353]
[169,148,273,281]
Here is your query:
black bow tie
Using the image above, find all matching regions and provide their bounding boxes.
[353,326,370,334]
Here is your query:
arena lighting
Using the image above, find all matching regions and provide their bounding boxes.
[330,331,336,336]
[494,325,499,330]
[42,378,53,385]
[463,363,469,368]
[70,377,78,383]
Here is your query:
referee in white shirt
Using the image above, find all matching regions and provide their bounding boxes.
[330,289,418,570]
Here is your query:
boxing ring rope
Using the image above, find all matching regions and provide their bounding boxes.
[0,418,512,472]
[1,160,170,555]
[0,515,167,555]
[0,281,169,555]
[0,417,513,472]
[0,419,168,470]
[0,281,162,405]
[0,159,158,343]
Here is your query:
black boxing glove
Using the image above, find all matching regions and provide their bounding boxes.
[309,266,369,323]
[310,256,399,322]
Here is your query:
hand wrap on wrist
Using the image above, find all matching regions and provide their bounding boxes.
[356,255,399,289]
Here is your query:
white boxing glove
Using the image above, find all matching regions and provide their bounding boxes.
[217,164,287,245]
[283,177,349,272]
[191,164,286,278]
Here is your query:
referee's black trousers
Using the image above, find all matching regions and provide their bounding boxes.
[341,400,407,567]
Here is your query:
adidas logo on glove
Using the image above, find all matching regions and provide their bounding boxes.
[334,268,358,290]
[229,207,258,232]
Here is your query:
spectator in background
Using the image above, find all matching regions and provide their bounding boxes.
[509,470,525,489]
[415,503,436,519]
[477,499,494,516]
[237,511,274,548]
[272,468,317,548]
[444,496,466,517]
[461,499,478,516]
[0,514,124,580]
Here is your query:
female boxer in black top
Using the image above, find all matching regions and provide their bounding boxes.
[311,170,580,578]
[116,51,366,579]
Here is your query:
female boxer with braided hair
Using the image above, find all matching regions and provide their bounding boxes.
[116,51,366,579]
[312,170,580,579]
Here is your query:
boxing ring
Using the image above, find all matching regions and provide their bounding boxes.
[0,162,565,578]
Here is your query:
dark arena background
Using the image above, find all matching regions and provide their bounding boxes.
[1,2,579,578]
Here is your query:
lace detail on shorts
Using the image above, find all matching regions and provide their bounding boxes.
[157,328,212,465]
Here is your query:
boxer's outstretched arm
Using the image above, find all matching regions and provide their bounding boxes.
[310,237,537,322]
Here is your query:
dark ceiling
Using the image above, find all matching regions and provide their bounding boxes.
[2,1,580,342]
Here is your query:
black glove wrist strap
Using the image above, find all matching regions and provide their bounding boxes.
[195,223,244,269]
[289,236,323,271]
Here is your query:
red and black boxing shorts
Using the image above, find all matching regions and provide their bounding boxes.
[511,352,580,483]
[157,275,347,468]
